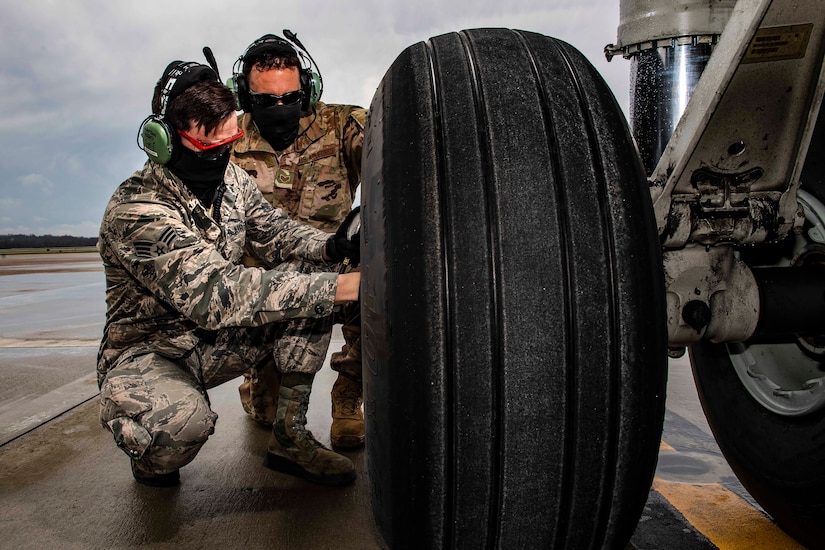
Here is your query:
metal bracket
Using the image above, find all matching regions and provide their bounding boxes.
[651,0,825,248]
[663,245,759,346]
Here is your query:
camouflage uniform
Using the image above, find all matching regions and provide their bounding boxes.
[231,102,366,422]
[97,160,338,474]
[231,102,366,231]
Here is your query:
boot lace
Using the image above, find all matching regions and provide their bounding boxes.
[290,395,324,449]
[335,380,362,416]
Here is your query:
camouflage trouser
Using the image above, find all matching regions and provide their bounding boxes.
[240,265,362,424]
[99,265,335,474]
[329,305,362,382]
[239,289,361,424]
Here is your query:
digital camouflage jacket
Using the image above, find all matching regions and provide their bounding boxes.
[231,102,367,233]
[96,160,337,383]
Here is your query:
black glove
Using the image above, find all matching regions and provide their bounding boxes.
[325,206,361,265]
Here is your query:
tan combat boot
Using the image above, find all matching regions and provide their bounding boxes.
[266,373,356,486]
[238,360,281,425]
[330,374,365,449]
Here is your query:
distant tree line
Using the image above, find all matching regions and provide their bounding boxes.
[0,234,98,249]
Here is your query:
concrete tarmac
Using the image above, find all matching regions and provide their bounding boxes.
[0,366,385,549]
[0,252,385,549]
[0,252,809,549]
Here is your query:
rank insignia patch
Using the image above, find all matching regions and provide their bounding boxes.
[134,226,187,258]
[275,168,295,189]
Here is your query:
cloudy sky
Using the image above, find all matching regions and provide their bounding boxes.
[0,0,631,237]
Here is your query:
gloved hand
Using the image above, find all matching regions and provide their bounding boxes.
[325,206,361,265]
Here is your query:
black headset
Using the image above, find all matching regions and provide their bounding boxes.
[229,30,323,113]
[137,60,220,165]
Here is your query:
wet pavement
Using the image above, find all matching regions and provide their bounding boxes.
[0,252,808,549]
[0,252,385,549]
[0,366,384,549]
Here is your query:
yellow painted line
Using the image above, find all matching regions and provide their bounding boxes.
[653,478,806,550]
[659,440,675,452]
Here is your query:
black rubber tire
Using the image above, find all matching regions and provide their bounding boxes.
[361,28,667,549]
[689,343,825,549]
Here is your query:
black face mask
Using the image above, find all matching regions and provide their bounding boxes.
[251,102,303,150]
[168,144,230,204]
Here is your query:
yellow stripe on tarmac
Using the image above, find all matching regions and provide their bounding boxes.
[659,440,675,452]
[652,478,806,550]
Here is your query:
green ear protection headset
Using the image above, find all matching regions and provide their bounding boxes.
[228,30,323,113]
[137,60,220,165]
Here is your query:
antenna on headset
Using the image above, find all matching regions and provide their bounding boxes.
[282,29,306,52]
[282,29,323,101]
[202,46,221,81]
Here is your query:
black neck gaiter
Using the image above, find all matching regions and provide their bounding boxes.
[168,146,230,205]
[251,102,303,150]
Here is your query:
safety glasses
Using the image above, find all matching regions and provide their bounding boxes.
[249,89,304,108]
[177,128,245,151]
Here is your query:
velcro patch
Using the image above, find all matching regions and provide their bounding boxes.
[309,145,337,162]
[275,168,296,189]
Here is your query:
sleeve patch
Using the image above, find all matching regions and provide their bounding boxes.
[133,226,188,258]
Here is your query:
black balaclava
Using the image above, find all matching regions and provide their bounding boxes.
[251,101,303,151]
[167,139,231,205]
